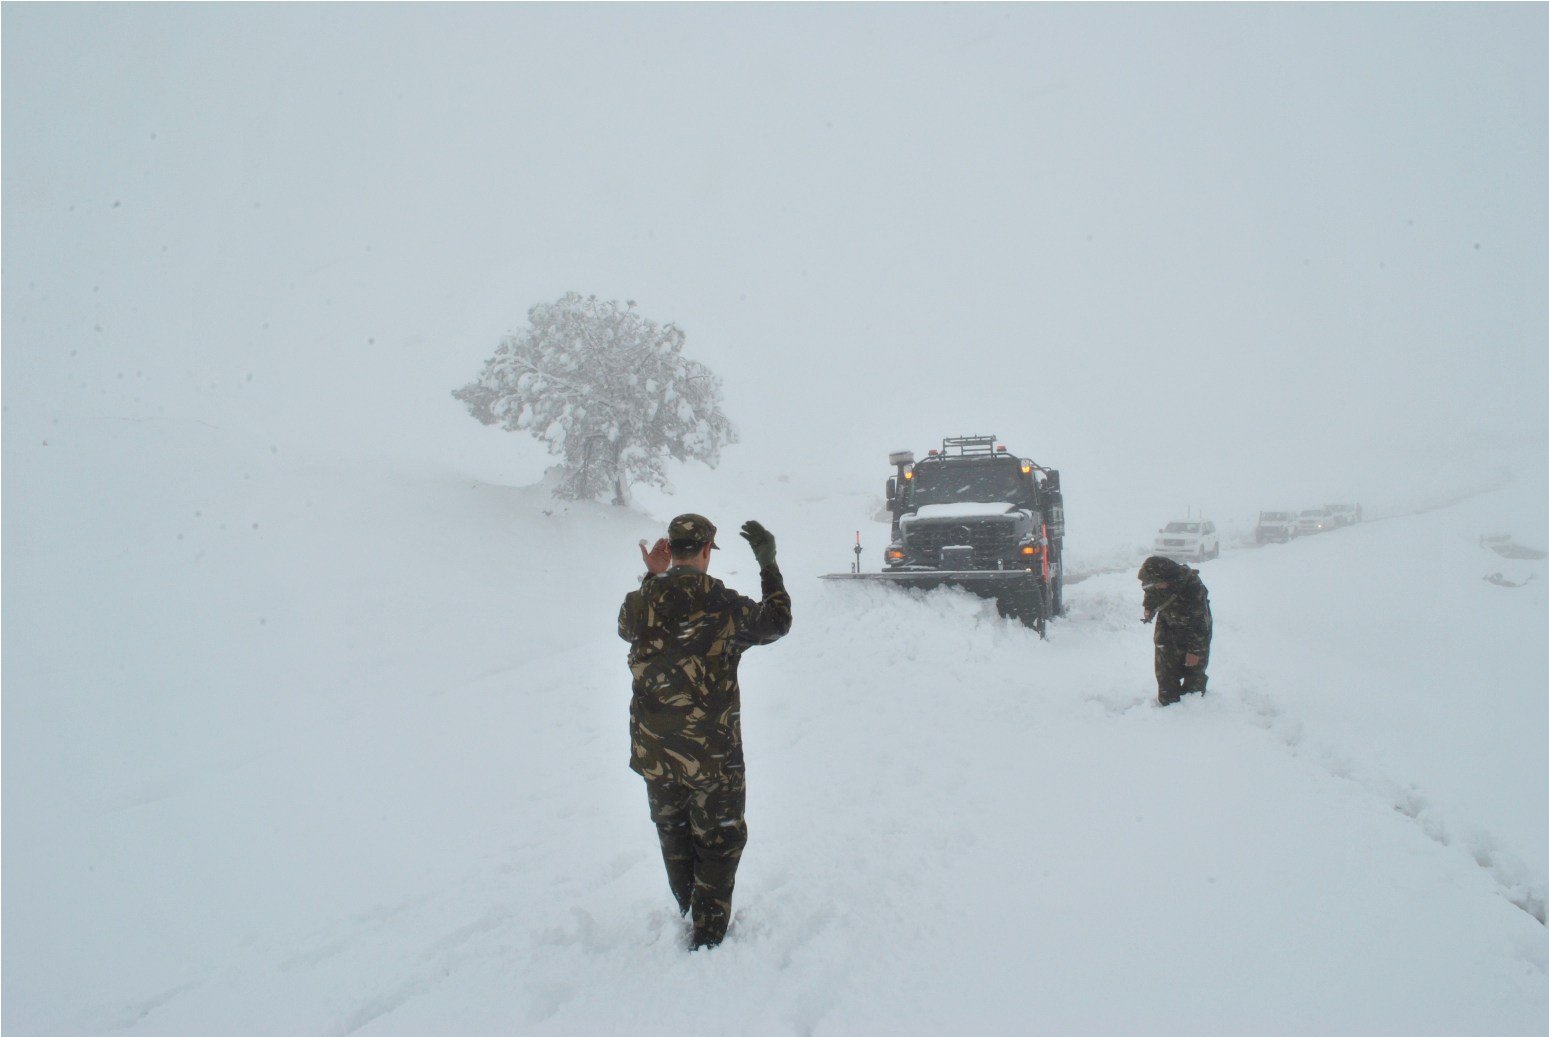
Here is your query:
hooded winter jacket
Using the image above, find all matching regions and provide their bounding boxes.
[1140,558,1213,655]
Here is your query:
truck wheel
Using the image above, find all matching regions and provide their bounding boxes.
[997,589,1022,623]
[1013,582,1050,638]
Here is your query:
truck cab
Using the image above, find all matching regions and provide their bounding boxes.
[881,435,1065,626]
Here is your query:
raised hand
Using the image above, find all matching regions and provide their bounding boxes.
[639,537,671,574]
[740,521,777,568]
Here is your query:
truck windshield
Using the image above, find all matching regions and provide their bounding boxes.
[909,459,1026,507]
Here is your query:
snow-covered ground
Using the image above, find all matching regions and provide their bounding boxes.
[7,5,1549,1033]
[4,412,1547,1035]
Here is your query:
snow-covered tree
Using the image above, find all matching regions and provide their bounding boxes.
[454,293,737,505]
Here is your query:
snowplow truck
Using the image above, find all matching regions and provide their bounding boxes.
[827,435,1066,635]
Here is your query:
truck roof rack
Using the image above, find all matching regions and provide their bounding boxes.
[939,435,998,456]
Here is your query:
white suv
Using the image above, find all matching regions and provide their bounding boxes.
[1324,503,1363,527]
[1255,510,1298,544]
[1153,520,1220,562]
[1296,508,1335,536]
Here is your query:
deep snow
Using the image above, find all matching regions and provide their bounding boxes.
[6,5,1549,1034]
[4,414,1547,1035]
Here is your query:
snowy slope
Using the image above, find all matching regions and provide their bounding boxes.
[5,418,1547,1036]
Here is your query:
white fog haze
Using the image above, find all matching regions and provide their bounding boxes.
[5,4,1548,1034]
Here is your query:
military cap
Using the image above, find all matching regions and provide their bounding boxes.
[1138,555,1184,584]
[668,513,719,549]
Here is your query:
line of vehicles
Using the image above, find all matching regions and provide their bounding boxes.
[1150,503,1364,561]
[818,432,1362,634]
[1254,504,1363,544]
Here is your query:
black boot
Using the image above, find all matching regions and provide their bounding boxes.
[688,858,737,949]
[666,861,693,916]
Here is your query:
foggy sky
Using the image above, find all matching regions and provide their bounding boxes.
[5,3,1547,514]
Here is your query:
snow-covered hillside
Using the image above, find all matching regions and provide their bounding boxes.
[4,416,1547,1035]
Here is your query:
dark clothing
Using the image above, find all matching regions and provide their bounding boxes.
[1140,559,1212,705]
[618,562,791,946]
[1155,642,1210,705]
[646,776,747,946]
[618,563,792,784]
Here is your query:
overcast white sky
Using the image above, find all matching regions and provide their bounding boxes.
[5,3,1546,514]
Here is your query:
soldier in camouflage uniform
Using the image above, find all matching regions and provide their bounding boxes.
[618,513,792,950]
[1138,555,1212,706]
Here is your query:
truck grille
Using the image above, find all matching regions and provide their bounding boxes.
[905,519,1018,566]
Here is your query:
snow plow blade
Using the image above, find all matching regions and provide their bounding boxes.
[819,570,1038,586]
[820,569,1052,637]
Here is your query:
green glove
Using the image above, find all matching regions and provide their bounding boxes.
[740,520,777,568]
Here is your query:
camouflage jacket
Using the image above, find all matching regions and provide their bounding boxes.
[1144,566,1212,653]
[618,563,792,785]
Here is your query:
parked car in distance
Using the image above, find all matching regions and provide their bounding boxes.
[1153,520,1220,562]
[1255,510,1299,544]
[1325,503,1363,527]
[1296,507,1335,536]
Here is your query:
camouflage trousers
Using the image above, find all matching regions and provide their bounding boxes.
[645,775,748,948]
[1155,643,1209,706]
